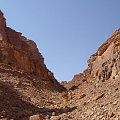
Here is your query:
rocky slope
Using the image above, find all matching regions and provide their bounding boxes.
[0,10,66,120]
[0,10,120,120]
[60,28,120,120]
[65,29,120,90]
[41,28,120,120]
[0,10,65,92]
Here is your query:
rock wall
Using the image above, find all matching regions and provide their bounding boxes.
[0,10,65,92]
[87,29,120,81]
[65,29,120,89]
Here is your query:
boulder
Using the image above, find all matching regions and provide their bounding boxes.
[29,114,44,120]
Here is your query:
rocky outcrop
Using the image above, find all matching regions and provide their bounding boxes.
[59,29,120,120]
[0,10,120,120]
[87,29,120,82]
[0,10,65,92]
[65,28,120,89]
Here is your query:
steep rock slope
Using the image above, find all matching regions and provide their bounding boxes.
[38,29,120,120]
[0,10,66,120]
[0,10,120,120]
[65,29,120,89]
[58,29,120,120]
[0,10,65,92]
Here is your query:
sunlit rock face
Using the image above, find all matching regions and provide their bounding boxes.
[65,29,120,89]
[63,29,120,120]
[86,29,120,82]
[0,10,65,92]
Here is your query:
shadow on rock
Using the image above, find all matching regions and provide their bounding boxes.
[0,80,77,120]
[40,106,77,116]
[0,81,43,120]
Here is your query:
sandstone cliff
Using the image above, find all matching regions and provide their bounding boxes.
[0,10,65,92]
[0,10,68,120]
[0,10,120,120]
[65,29,120,89]
[60,29,120,120]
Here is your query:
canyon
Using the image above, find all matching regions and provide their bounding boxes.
[0,10,120,120]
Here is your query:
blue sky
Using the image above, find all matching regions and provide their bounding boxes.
[0,0,120,81]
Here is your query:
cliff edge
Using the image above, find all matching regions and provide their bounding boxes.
[0,10,65,92]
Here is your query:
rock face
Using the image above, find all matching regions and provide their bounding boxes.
[0,10,67,120]
[0,10,120,120]
[59,29,120,120]
[65,29,120,89]
[0,10,65,92]
[87,29,120,82]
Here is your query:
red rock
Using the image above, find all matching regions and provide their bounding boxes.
[0,10,65,92]
[66,28,120,89]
